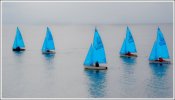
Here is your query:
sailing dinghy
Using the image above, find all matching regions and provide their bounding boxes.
[149,27,170,64]
[84,28,107,70]
[12,27,25,51]
[42,27,56,54]
[120,27,137,57]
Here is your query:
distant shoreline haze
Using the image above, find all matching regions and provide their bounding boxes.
[2,2,173,25]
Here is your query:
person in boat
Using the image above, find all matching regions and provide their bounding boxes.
[95,61,99,67]
[125,51,132,56]
[13,46,21,51]
[155,57,165,62]
[46,50,50,52]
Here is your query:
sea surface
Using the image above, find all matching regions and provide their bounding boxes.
[2,24,173,98]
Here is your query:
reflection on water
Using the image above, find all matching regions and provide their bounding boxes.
[120,57,136,80]
[13,51,25,57]
[42,54,55,70]
[149,63,169,77]
[120,57,136,65]
[12,51,25,64]
[43,54,55,60]
[119,57,137,97]
[3,25,173,98]
[85,70,107,98]
[146,63,171,97]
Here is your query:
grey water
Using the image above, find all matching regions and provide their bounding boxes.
[2,24,173,98]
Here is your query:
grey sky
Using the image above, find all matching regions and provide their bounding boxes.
[2,0,174,1]
[2,2,173,25]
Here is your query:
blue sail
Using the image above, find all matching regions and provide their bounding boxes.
[149,42,157,60]
[92,28,107,63]
[12,27,25,49]
[84,28,107,66]
[42,27,55,52]
[84,44,93,66]
[149,27,170,60]
[120,27,137,54]
[120,39,126,54]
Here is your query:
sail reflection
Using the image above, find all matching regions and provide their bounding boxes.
[85,70,107,98]
[146,63,171,97]
[119,57,136,97]
[149,63,169,77]
[12,51,25,64]
[120,57,136,65]
[43,54,55,59]
[42,54,55,70]
[13,51,25,57]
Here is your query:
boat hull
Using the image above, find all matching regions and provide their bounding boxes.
[120,54,137,57]
[42,51,56,54]
[149,60,170,64]
[12,48,25,51]
[84,66,107,70]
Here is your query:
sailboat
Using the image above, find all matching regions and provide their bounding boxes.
[120,26,137,57]
[149,27,170,64]
[84,28,107,70]
[12,27,25,51]
[42,27,56,54]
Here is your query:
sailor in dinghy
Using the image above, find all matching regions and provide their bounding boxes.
[84,28,107,70]
[120,26,137,57]
[12,27,25,51]
[42,27,56,54]
[149,27,170,64]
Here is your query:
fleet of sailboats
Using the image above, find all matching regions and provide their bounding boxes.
[12,27,171,66]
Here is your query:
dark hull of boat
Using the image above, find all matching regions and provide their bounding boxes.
[42,51,56,54]
[84,66,107,70]
[120,54,137,57]
[12,48,25,51]
[149,60,170,64]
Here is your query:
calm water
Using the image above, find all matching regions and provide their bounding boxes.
[2,24,173,98]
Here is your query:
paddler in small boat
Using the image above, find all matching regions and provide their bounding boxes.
[13,46,21,51]
[125,51,135,56]
[125,51,131,56]
[95,61,99,67]
[46,50,51,53]
[155,57,165,62]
